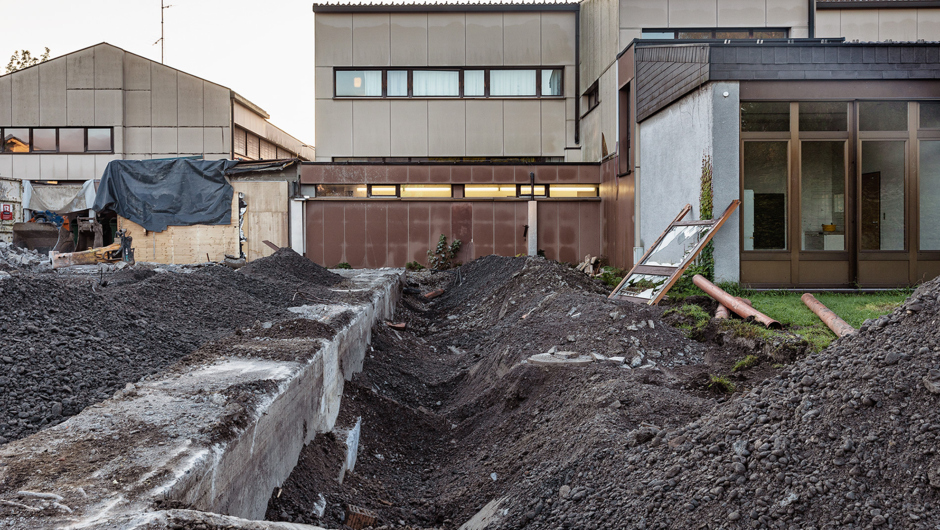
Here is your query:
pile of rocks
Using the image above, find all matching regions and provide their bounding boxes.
[0,242,49,274]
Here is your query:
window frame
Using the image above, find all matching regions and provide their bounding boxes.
[333,66,565,99]
[0,126,114,154]
[640,28,790,40]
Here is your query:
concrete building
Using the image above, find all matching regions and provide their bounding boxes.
[0,42,313,185]
[304,0,940,289]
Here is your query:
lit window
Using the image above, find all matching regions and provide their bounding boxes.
[370,185,398,197]
[465,185,517,198]
[400,185,452,198]
[550,185,598,198]
[519,185,547,197]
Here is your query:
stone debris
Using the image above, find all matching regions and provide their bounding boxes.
[0,242,49,273]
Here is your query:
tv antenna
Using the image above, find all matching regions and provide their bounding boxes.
[153,0,173,63]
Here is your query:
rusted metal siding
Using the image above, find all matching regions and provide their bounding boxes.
[304,199,601,268]
[301,163,602,184]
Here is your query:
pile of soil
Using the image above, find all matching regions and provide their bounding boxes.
[0,249,345,445]
[268,255,939,530]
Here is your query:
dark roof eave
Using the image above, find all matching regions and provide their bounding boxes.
[312,2,579,13]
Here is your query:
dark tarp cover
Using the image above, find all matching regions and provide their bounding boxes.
[93,159,238,232]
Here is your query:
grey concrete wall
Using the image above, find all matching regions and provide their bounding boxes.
[710,81,740,283]
[816,7,940,41]
[314,11,577,161]
[636,81,741,283]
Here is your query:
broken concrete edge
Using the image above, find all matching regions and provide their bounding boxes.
[526,352,629,367]
[0,268,404,529]
[131,508,329,529]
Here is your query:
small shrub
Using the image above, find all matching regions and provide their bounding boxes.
[405,261,426,271]
[427,234,462,270]
[335,262,352,269]
[597,265,626,288]
[706,374,736,394]
[732,354,759,372]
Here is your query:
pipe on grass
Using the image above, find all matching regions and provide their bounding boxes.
[801,293,856,338]
[715,298,750,319]
[693,275,781,329]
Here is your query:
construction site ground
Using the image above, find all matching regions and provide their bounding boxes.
[2,249,939,529]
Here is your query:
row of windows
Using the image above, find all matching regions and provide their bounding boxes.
[1,127,113,154]
[335,68,564,99]
[742,101,940,133]
[303,183,598,199]
[641,28,788,40]
[233,127,295,160]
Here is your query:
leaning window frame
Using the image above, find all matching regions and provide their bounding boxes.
[333,66,564,99]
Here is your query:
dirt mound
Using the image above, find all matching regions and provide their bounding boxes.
[240,247,343,286]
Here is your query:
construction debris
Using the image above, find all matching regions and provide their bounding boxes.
[344,504,378,529]
[694,274,781,329]
[423,288,445,300]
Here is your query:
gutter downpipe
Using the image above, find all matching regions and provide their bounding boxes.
[808,0,816,38]
[574,8,580,145]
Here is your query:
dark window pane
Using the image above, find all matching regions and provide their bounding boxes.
[59,129,84,152]
[743,142,789,250]
[336,70,382,97]
[678,31,712,39]
[921,102,940,129]
[33,129,56,151]
[801,141,846,250]
[859,101,907,131]
[2,128,29,152]
[920,141,940,250]
[715,31,749,39]
[860,141,906,250]
[799,101,847,132]
[754,30,786,38]
[87,128,112,151]
[741,102,789,132]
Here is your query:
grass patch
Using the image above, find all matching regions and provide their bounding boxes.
[663,304,711,336]
[732,354,759,372]
[706,374,736,394]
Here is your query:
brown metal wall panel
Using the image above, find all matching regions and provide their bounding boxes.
[322,202,346,268]
[328,165,367,184]
[387,165,408,183]
[578,164,601,183]
[387,203,410,266]
[304,202,325,265]
[452,203,473,263]
[364,165,389,184]
[537,166,558,183]
[515,202,529,255]
[471,165,494,183]
[364,202,389,268]
[301,164,325,184]
[429,202,453,253]
[471,202,495,258]
[452,166,472,183]
[494,203,518,257]
[858,261,910,287]
[344,202,367,268]
[557,202,580,264]
[799,261,850,285]
[430,166,451,184]
[493,166,514,184]
[917,261,940,284]
[741,261,791,285]
[408,165,430,183]
[557,165,577,182]
[515,167,534,183]
[578,202,601,262]
[408,203,431,263]
[538,202,559,261]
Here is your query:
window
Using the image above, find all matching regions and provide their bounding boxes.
[519,185,547,197]
[860,101,908,132]
[260,140,276,160]
[799,102,847,132]
[642,28,788,39]
[0,127,113,153]
[743,142,789,250]
[369,185,398,197]
[741,102,789,132]
[550,185,598,198]
[234,128,247,156]
[413,70,460,97]
[920,141,940,250]
[465,185,518,198]
[333,67,564,99]
[316,184,367,198]
[400,185,452,198]
[921,102,940,129]
[584,82,600,114]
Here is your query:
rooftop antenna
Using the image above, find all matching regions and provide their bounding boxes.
[153,0,173,63]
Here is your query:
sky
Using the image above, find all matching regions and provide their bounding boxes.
[0,0,317,145]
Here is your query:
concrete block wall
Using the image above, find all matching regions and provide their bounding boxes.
[314,11,577,161]
[816,7,940,41]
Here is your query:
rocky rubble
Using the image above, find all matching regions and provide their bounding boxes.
[0,242,50,274]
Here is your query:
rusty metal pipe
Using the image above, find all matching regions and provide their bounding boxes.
[801,293,856,338]
[715,298,751,319]
[693,275,781,329]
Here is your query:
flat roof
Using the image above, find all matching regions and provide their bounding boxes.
[312,1,580,13]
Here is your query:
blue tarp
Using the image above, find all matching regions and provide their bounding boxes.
[93,159,237,232]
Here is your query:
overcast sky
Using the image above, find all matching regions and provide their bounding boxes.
[0,0,317,145]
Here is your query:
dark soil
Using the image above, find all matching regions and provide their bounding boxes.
[0,249,347,445]
[265,256,791,528]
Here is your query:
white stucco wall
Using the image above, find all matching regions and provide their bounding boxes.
[637,81,741,282]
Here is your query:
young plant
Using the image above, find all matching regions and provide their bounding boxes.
[427,234,462,270]
[706,374,736,394]
[405,261,426,271]
[335,262,352,269]
[732,355,759,372]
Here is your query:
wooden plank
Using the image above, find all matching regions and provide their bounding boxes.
[246,211,288,261]
[632,265,678,276]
